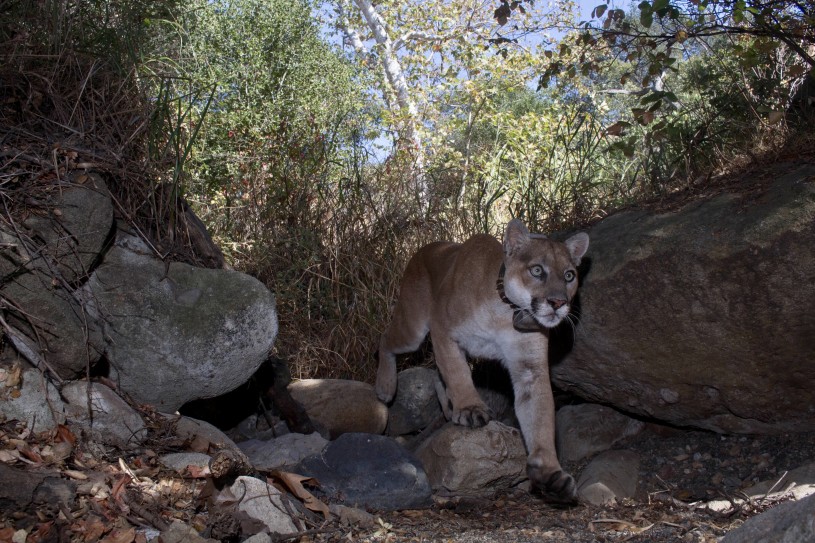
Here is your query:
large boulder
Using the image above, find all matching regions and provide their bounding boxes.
[720,493,815,543]
[0,174,111,377]
[87,233,278,411]
[552,165,815,433]
[20,172,114,282]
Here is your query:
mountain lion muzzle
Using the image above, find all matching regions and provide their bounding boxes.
[376,219,589,505]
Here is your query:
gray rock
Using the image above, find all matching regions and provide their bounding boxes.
[387,367,443,436]
[218,476,298,535]
[21,172,114,283]
[0,368,65,433]
[87,233,278,411]
[239,432,328,471]
[168,415,250,465]
[62,381,147,448]
[288,379,387,438]
[577,449,640,505]
[153,520,218,543]
[552,166,815,433]
[2,272,104,378]
[160,452,213,474]
[297,433,432,511]
[745,461,815,501]
[0,464,76,515]
[415,421,527,496]
[242,535,272,543]
[556,404,645,462]
[720,493,815,543]
[234,412,290,441]
[0,174,111,378]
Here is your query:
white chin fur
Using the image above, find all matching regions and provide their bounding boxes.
[535,307,569,328]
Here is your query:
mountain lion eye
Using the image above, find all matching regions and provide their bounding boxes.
[530,265,544,278]
[565,270,576,282]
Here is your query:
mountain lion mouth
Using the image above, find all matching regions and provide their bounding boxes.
[530,298,568,329]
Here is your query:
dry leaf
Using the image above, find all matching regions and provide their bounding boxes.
[99,527,135,543]
[271,471,331,518]
[55,424,77,445]
[0,450,20,463]
[64,469,89,480]
[186,464,211,478]
[3,365,21,388]
[71,517,107,542]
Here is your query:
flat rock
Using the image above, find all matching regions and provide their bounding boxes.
[387,367,443,436]
[288,379,387,438]
[62,381,147,448]
[415,421,527,497]
[87,233,278,411]
[577,449,640,505]
[218,476,298,535]
[297,433,432,511]
[556,404,645,462]
[239,432,328,471]
[720,493,815,543]
[552,167,815,433]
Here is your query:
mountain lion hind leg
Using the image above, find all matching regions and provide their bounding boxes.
[375,254,433,403]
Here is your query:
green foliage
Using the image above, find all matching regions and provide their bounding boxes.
[6,0,809,381]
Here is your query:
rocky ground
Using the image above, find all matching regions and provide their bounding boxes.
[352,428,815,543]
[2,409,812,543]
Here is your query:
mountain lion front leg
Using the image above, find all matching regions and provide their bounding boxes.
[507,358,578,505]
[433,333,492,428]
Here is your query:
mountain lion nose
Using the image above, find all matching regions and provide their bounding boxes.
[548,298,567,310]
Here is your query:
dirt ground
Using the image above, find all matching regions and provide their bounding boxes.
[342,427,815,543]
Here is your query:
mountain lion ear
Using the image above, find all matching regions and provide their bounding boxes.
[565,232,589,265]
[504,219,531,256]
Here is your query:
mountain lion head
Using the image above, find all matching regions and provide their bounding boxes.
[501,219,589,329]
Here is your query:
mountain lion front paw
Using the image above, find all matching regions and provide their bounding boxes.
[375,377,396,404]
[528,466,579,506]
[452,404,492,428]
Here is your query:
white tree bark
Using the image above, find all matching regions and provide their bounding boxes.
[337,0,429,210]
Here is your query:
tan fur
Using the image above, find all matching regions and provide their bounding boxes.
[376,219,589,504]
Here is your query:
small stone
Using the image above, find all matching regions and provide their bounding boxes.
[288,379,387,438]
[577,450,640,506]
[415,421,526,496]
[659,388,680,404]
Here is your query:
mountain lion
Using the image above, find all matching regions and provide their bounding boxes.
[376,219,589,505]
